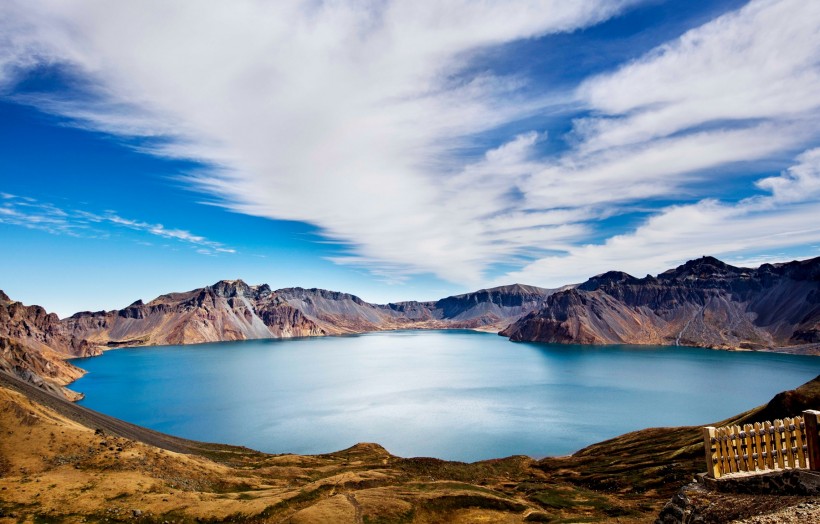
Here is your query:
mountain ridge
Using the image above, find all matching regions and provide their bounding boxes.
[502,255,820,351]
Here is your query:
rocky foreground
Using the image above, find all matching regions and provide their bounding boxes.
[1,369,819,523]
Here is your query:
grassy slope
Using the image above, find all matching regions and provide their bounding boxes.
[1,371,818,523]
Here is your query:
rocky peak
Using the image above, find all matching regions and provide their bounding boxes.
[0,290,9,303]
[253,283,272,298]
[762,256,820,282]
[276,287,367,305]
[578,271,640,291]
[659,256,743,282]
[211,279,251,298]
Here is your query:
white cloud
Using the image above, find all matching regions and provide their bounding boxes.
[0,0,637,286]
[575,0,820,153]
[1,0,820,288]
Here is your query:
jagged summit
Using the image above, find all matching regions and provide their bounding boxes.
[211,279,252,298]
[659,255,745,280]
[578,271,641,291]
[474,283,554,295]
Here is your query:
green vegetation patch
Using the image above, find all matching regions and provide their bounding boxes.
[363,508,415,524]
[422,494,527,513]
[407,481,509,497]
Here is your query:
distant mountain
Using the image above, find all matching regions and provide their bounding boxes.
[501,256,820,351]
[64,281,559,348]
[0,282,559,397]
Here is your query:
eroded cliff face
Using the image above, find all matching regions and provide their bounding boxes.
[501,256,820,352]
[0,293,89,399]
[63,280,327,348]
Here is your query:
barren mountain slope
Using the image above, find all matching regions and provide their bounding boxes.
[502,256,820,352]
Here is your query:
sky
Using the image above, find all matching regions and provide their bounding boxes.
[1,0,820,318]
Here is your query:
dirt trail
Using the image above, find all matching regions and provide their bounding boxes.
[345,493,364,524]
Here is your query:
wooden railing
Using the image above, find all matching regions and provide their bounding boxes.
[702,410,820,478]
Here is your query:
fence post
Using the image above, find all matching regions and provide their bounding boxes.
[804,410,820,471]
[702,426,720,478]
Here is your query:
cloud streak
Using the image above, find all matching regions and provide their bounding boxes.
[0,194,235,255]
[1,0,820,287]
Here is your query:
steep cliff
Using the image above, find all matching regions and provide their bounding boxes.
[0,292,90,399]
[502,256,820,351]
[64,280,326,348]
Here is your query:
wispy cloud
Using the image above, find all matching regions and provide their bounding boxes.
[98,214,236,254]
[1,0,819,287]
[0,194,235,255]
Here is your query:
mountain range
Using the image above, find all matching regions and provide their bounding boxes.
[1,255,818,399]
[502,256,820,350]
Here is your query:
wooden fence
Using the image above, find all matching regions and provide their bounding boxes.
[702,409,820,478]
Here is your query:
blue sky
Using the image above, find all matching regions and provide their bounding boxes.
[2,0,820,317]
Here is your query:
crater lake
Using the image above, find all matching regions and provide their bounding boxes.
[72,330,820,462]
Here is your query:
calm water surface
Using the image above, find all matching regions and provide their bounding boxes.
[73,330,820,462]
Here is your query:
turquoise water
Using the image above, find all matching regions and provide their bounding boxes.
[73,330,820,462]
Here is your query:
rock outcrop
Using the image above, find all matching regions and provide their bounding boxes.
[63,280,327,347]
[0,292,91,399]
[502,256,820,352]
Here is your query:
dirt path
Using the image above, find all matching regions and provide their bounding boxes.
[345,493,364,524]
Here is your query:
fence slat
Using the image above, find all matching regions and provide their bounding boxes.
[763,421,775,470]
[716,426,726,475]
[804,410,820,471]
[724,426,737,473]
[795,416,807,468]
[702,427,719,478]
[742,423,754,471]
[753,421,765,471]
[785,417,797,468]
[738,424,746,471]
[774,419,786,469]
